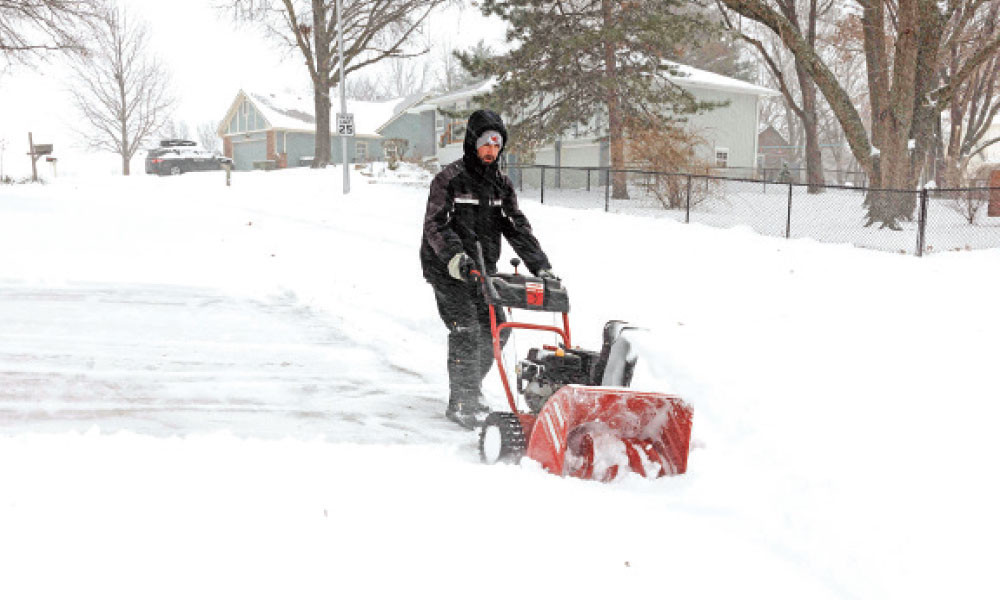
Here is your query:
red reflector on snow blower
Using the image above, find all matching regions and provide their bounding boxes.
[525,281,544,306]
[525,385,693,481]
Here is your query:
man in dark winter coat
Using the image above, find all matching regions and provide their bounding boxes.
[420,109,557,429]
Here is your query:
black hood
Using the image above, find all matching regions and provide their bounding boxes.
[462,109,507,176]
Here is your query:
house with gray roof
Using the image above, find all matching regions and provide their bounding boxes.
[217,89,403,170]
[382,66,778,184]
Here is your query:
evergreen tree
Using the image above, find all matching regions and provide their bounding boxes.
[459,0,718,198]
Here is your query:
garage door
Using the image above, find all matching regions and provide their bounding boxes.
[232,140,267,171]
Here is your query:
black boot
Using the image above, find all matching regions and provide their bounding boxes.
[445,395,490,430]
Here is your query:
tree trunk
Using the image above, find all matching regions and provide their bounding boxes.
[313,81,332,168]
[860,0,920,227]
[602,0,627,199]
[117,65,129,176]
[798,74,823,192]
[311,0,332,168]
[786,0,824,193]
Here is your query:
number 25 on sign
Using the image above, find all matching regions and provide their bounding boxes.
[337,113,355,136]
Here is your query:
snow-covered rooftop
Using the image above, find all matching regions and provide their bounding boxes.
[406,79,497,113]
[242,89,402,135]
[663,62,780,97]
[411,64,778,111]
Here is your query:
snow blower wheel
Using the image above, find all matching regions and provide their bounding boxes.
[479,412,526,464]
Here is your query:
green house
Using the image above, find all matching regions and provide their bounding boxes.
[218,89,404,171]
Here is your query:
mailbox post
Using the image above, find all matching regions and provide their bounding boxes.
[27,132,53,182]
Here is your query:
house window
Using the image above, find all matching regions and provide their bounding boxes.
[356,141,368,162]
[450,120,466,144]
[715,148,729,168]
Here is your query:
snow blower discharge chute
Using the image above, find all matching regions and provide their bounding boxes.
[469,244,693,482]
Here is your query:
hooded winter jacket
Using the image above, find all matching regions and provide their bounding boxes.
[420,109,551,285]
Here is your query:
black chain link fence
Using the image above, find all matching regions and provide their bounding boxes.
[506,164,1000,256]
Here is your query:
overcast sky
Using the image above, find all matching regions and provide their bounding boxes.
[0,0,502,176]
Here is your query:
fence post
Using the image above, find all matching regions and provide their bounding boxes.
[685,175,692,223]
[604,167,611,212]
[586,168,591,192]
[916,188,929,257]
[540,165,545,204]
[786,182,793,238]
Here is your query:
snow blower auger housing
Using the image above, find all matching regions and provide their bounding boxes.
[469,244,693,482]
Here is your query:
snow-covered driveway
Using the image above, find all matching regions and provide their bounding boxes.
[0,280,451,442]
[3,167,999,599]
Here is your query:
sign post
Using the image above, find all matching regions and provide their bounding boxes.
[336,0,350,194]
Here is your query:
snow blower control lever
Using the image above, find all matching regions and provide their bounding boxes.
[470,242,694,482]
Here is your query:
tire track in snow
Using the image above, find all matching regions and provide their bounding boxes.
[0,282,464,444]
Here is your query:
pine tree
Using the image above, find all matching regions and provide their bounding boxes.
[459,0,719,198]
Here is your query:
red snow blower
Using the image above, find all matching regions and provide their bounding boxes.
[469,244,693,482]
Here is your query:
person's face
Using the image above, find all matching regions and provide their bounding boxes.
[477,143,500,164]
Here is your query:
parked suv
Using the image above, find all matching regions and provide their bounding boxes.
[145,139,232,175]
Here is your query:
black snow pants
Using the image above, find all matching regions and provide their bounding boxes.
[431,278,510,404]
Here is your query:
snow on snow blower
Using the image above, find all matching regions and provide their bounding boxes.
[469,244,693,482]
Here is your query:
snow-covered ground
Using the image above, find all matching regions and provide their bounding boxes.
[516,171,1000,255]
[2,165,998,599]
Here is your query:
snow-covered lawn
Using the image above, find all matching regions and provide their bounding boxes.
[517,173,1000,255]
[1,165,998,599]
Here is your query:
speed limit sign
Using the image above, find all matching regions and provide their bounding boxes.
[337,113,355,136]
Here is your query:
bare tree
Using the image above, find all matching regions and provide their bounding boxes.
[197,121,221,153]
[0,0,98,64]
[68,2,174,175]
[719,0,1000,229]
[161,119,191,141]
[934,4,1000,186]
[432,39,491,93]
[223,0,447,167]
[344,72,389,100]
[344,54,429,100]
[720,0,834,193]
[383,54,428,98]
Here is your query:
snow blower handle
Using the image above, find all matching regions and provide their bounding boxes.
[472,241,502,303]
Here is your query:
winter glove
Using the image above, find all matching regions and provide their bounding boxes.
[538,268,560,281]
[448,252,475,280]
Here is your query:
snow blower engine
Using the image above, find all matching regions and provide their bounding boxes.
[469,243,693,482]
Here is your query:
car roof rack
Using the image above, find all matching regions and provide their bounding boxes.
[159,139,197,147]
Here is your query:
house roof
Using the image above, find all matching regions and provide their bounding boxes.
[375,91,436,134]
[663,62,780,97]
[411,65,778,111]
[219,89,402,136]
[758,125,790,146]
[405,80,497,112]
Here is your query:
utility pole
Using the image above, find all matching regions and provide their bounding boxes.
[337,0,350,194]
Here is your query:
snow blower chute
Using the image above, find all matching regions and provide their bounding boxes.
[469,244,693,482]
